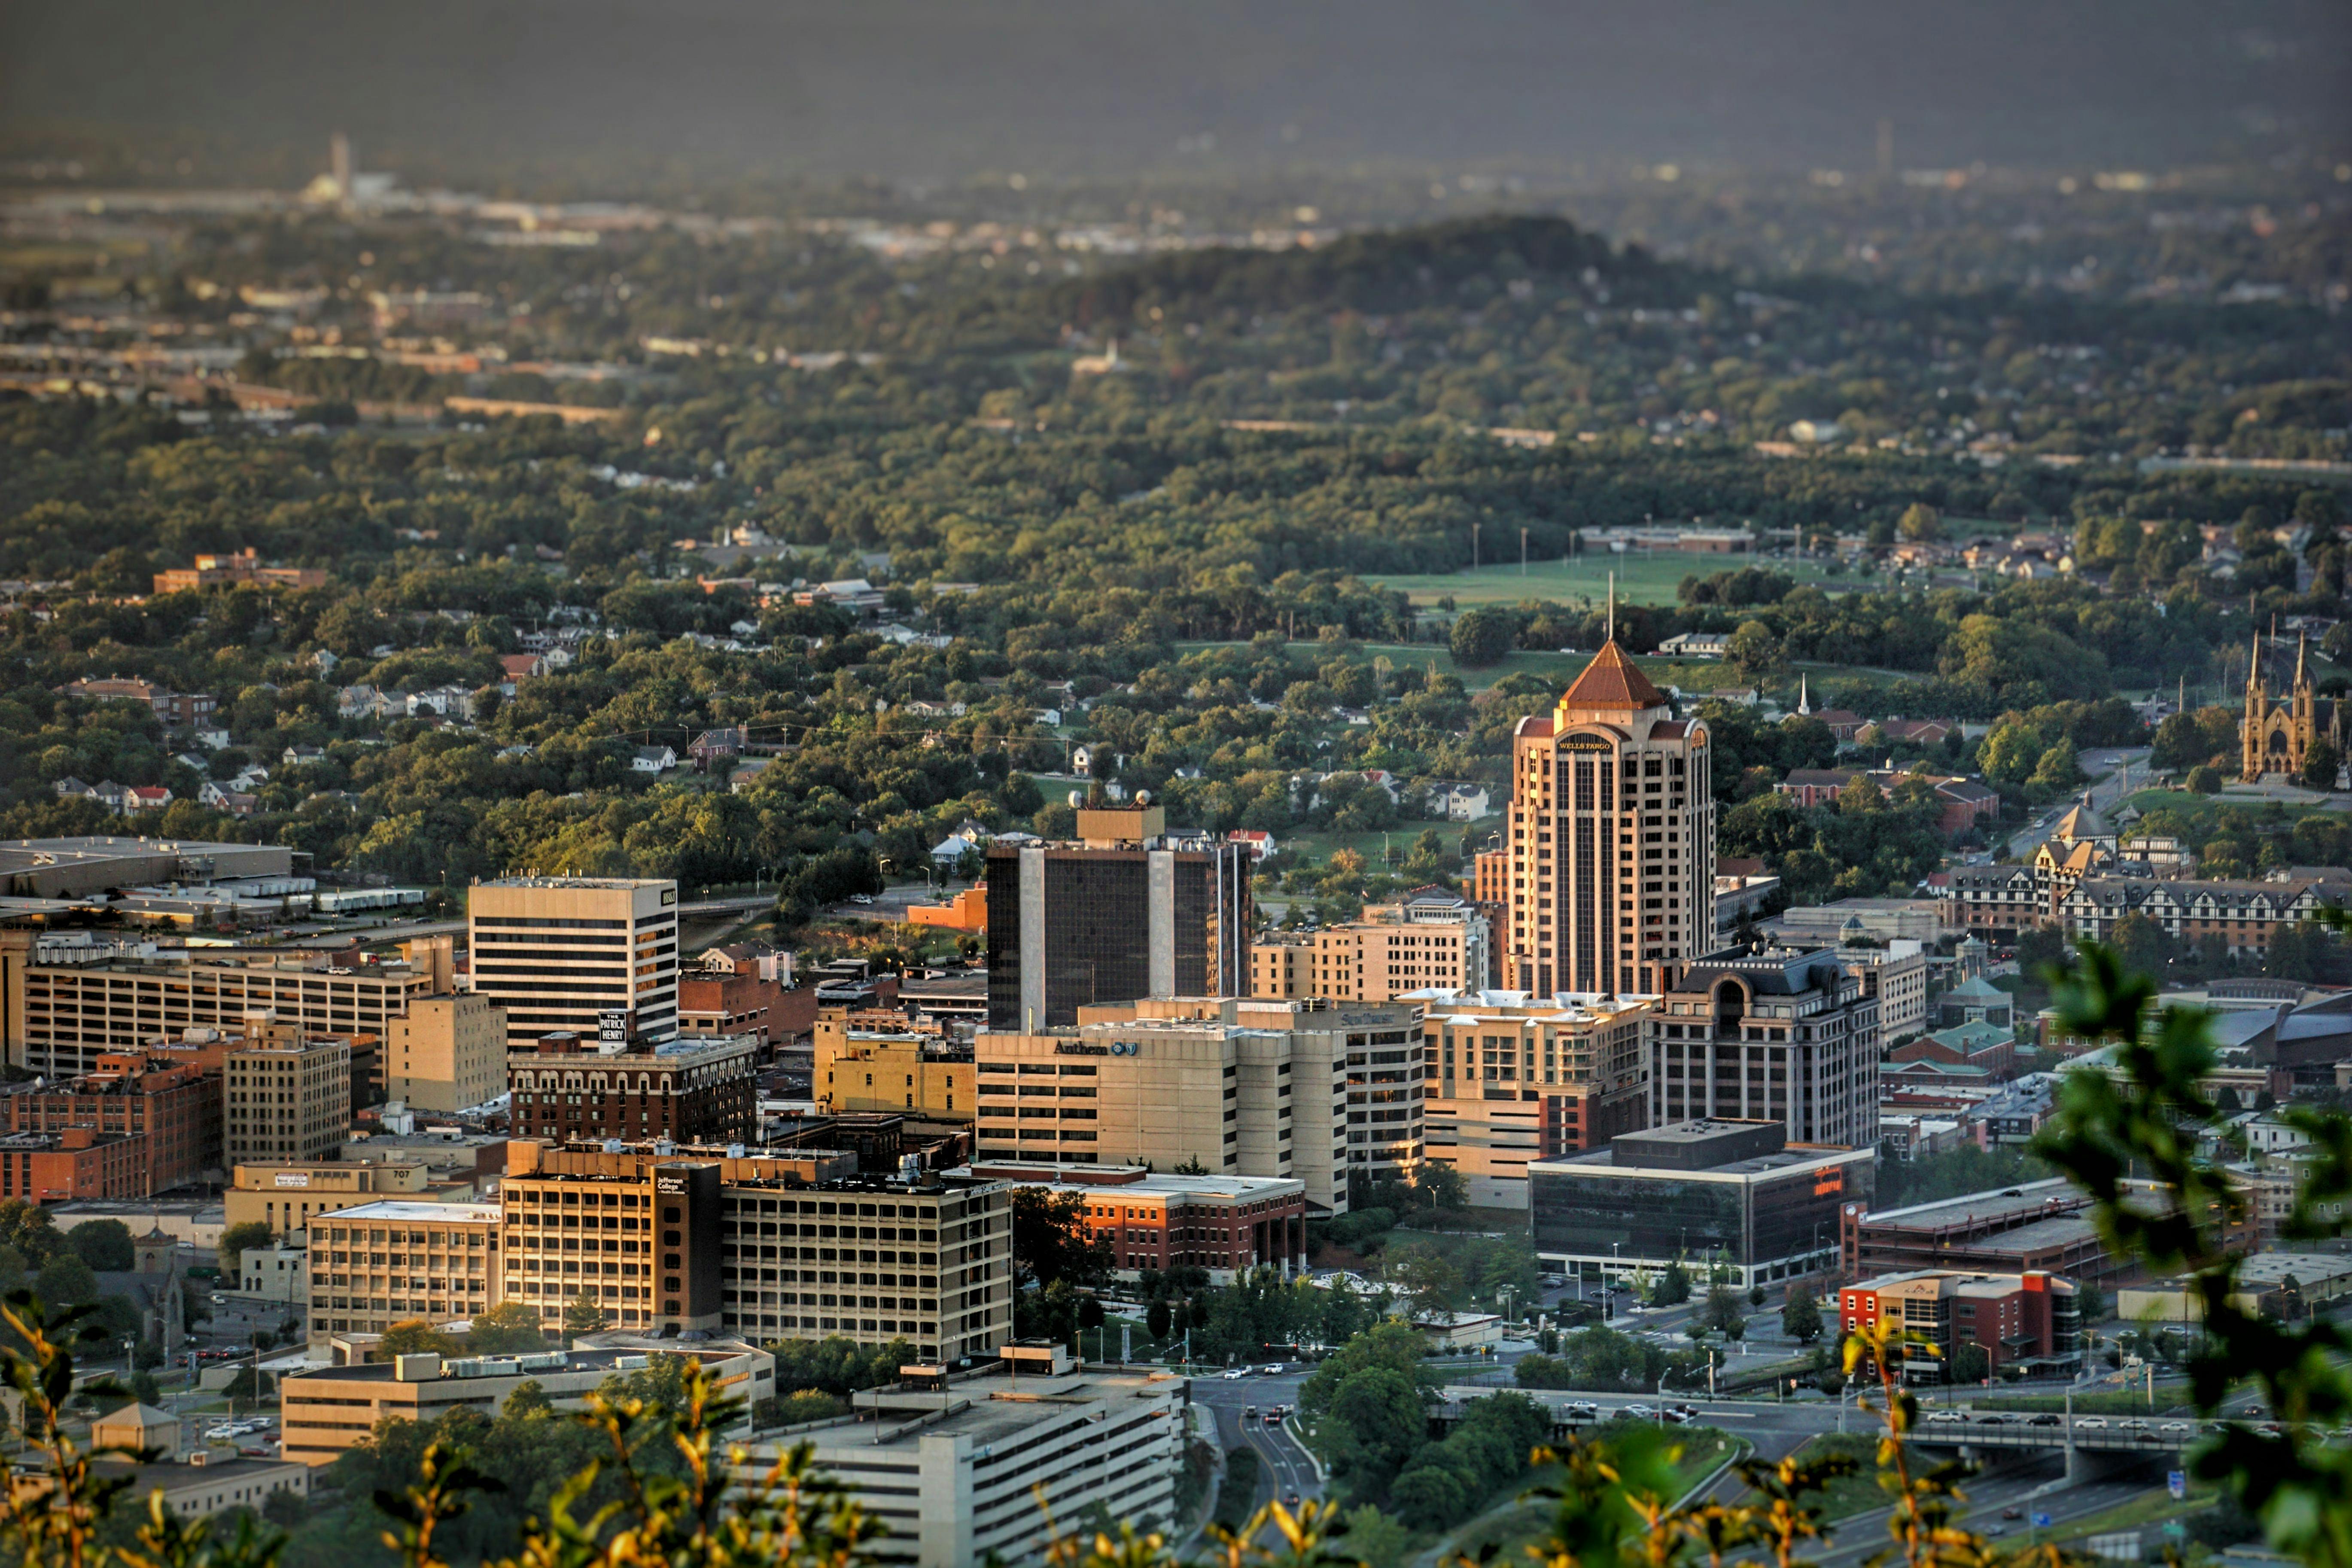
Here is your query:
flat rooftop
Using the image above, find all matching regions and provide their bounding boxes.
[1861,1179,2082,1231]
[288,1345,749,1384]
[1534,1142,1859,1179]
[959,1163,1302,1202]
[321,1200,500,1224]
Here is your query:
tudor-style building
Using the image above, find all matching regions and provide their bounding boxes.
[2055,876,2340,958]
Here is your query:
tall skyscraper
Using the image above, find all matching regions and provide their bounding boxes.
[1505,639,1715,997]
[983,803,1251,1029]
[468,878,681,1047]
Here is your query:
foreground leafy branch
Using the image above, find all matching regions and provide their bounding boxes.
[2034,937,2352,1566]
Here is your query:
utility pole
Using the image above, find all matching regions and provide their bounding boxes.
[1521,527,1529,576]
[1473,520,1482,571]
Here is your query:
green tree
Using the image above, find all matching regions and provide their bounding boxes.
[1725,619,1783,679]
[2186,764,2224,795]
[466,1300,549,1355]
[216,1221,273,1279]
[32,1254,97,1308]
[2029,737,2084,792]
[1146,1298,1172,1342]
[2303,738,2340,792]
[1648,1260,1692,1308]
[1896,502,1943,542]
[1011,1187,1112,1291]
[1782,1289,1825,1346]
[64,1220,134,1273]
[379,1318,458,1359]
[503,1378,556,1421]
[1448,609,1516,668]
[561,1293,610,1339]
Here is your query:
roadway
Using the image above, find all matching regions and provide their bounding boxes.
[1190,1368,1323,1547]
[2003,746,2149,861]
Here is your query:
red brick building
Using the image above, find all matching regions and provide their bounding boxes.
[678,973,818,1051]
[505,1032,758,1146]
[969,1163,1306,1282]
[0,1050,220,1194]
[1838,1268,2083,1382]
[0,1128,150,1202]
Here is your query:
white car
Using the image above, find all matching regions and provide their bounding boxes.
[2076,1417,2108,1430]
[1926,1410,1966,1424]
[1625,1404,1655,1419]
[1261,1363,1286,1376]
[1220,1369,1248,1380]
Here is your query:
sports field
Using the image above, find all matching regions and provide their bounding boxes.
[1366,551,1843,609]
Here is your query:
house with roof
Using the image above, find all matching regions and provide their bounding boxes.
[1892,1020,2016,1078]
[2055,876,2340,959]
[630,744,678,775]
[1880,718,1961,747]
[498,652,546,683]
[1425,781,1492,821]
[688,727,746,771]
[1226,830,1278,862]
[1658,630,1729,661]
[123,786,171,813]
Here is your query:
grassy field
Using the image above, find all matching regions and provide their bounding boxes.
[1173,638,1774,697]
[1769,1432,1888,1522]
[2118,786,2352,833]
[1366,552,1844,609]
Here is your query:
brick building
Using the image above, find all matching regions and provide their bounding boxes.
[1838,1269,2082,1382]
[966,1163,1306,1282]
[0,1050,219,1194]
[505,1032,758,1146]
[0,1128,149,1202]
[677,971,817,1050]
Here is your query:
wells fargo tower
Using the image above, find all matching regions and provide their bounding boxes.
[1506,639,1713,998]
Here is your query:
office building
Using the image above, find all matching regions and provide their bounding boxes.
[1504,639,1715,999]
[505,1031,758,1145]
[974,996,1421,1212]
[983,804,1251,1029]
[226,1158,440,1236]
[304,1200,504,1340]
[0,1050,220,1193]
[467,877,681,1046]
[1644,945,1879,1148]
[1529,1117,1871,1290]
[1415,988,1651,1207]
[965,1162,1307,1281]
[0,1128,149,1202]
[1838,938,1929,1048]
[500,1140,1013,1360]
[1841,1180,2123,1283]
[678,967,817,1049]
[1839,1270,2082,1382]
[1248,892,1491,1004]
[280,1342,773,1466]
[815,1020,973,1120]
[1,933,439,1078]
[225,1026,352,1167]
[383,994,505,1113]
[738,1346,1185,1568]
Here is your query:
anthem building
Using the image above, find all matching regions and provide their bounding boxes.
[1504,641,1714,999]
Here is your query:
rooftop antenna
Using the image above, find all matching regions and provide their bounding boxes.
[1607,572,1616,644]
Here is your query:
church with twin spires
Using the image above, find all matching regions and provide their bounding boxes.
[2242,630,2342,783]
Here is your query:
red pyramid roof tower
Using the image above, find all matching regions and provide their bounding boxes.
[1558,641,1667,711]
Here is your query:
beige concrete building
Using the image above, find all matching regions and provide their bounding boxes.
[225,1157,436,1235]
[975,996,1421,1212]
[1249,896,1489,1004]
[306,1200,503,1340]
[1416,988,1653,1207]
[224,1025,351,1167]
[383,993,505,1112]
[1506,639,1715,999]
[815,1020,974,1120]
[281,1342,773,1465]
[738,1345,1184,1568]
[1838,939,1931,1048]
[499,1140,1014,1362]
[0,932,439,1078]
[467,877,681,1047]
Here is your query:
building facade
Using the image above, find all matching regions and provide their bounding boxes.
[1840,940,1929,1047]
[1528,1118,1871,1290]
[966,1163,1307,1281]
[383,994,505,1113]
[505,1032,758,1146]
[496,1141,1013,1362]
[467,877,681,1047]
[1,939,436,1079]
[1417,989,1652,1207]
[740,1347,1184,1568]
[0,1128,149,1202]
[2242,631,2341,782]
[2057,876,2340,958]
[0,1050,219,1193]
[1505,641,1714,999]
[1645,946,1879,1148]
[224,1027,353,1167]
[815,1021,974,1120]
[225,1158,437,1236]
[1248,895,1490,1005]
[982,805,1252,1030]
[974,996,1420,1211]
[1839,1269,2082,1382]
[304,1200,503,1340]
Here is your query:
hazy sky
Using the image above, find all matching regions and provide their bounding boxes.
[5,0,2346,183]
